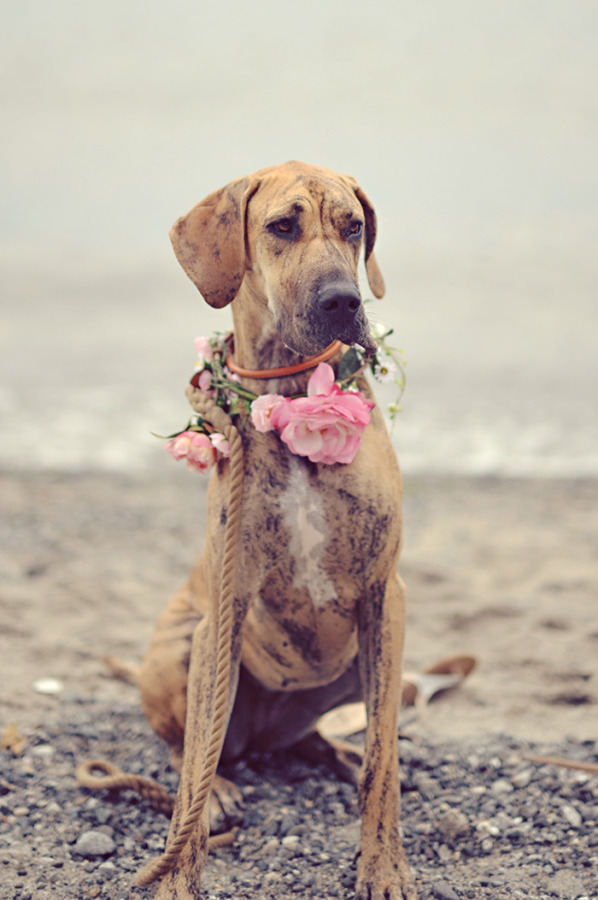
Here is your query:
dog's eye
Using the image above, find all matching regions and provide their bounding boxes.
[269,218,295,236]
[348,221,363,238]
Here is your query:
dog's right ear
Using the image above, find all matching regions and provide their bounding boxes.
[169,177,258,308]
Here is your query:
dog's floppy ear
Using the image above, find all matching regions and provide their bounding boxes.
[349,182,385,299]
[169,177,258,308]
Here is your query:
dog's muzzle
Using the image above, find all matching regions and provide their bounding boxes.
[317,282,362,330]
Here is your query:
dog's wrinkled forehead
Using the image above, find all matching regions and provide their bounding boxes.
[250,173,361,223]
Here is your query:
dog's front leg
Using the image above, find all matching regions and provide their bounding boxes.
[356,575,417,900]
[152,615,241,900]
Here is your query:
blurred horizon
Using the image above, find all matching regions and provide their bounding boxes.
[1,0,597,476]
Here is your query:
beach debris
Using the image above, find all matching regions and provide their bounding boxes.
[32,677,64,695]
[1,723,26,757]
[318,655,476,737]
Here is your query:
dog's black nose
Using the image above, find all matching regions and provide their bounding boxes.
[317,283,362,324]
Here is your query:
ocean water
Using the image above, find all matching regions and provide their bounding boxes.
[1,0,596,477]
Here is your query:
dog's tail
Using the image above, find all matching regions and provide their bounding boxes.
[103,655,140,686]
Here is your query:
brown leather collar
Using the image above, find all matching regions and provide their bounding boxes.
[225,339,342,379]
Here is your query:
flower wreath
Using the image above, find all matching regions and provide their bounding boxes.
[162,325,405,472]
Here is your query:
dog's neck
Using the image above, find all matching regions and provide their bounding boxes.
[229,293,341,395]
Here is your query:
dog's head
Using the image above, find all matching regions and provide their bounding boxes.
[169,161,384,355]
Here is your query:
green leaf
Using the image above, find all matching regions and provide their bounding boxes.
[337,347,362,381]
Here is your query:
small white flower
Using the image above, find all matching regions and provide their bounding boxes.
[373,358,398,383]
[372,321,389,339]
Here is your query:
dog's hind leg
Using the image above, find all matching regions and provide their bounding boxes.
[152,612,245,900]
[139,581,244,833]
[139,584,201,755]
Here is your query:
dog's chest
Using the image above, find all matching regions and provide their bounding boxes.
[238,437,401,689]
[277,462,338,608]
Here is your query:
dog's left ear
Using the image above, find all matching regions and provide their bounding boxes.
[169,177,259,308]
[347,181,385,299]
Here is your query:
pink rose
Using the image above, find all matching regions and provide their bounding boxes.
[164,431,216,473]
[250,393,287,432]
[210,432,230,457]
[198,368,213,393]
[224,367,241,383]
[269,363,374,465]
[194,336,214,365]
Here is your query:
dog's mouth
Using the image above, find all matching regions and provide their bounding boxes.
[337,307,378,356]
[282,314,377,359]
[277,284,377,358]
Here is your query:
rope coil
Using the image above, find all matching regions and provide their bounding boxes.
[76,759,175,818]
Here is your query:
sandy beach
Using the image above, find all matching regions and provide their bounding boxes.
[2,469,596,744]
[1,469,597,899]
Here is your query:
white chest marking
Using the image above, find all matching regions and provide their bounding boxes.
[279,462,338,608]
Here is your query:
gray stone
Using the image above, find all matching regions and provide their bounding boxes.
[511,768,533,788]
[432,882,460,900]
[97,860,117,879]
[491,778,515,794]
[73,829,116,858]
[436,807,470,841]
[561,803,582,828]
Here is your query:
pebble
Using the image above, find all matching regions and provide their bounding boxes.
[432,882,460,900]
[259,837,280,856]
[281,834,300,848]
[414,772,441,799]
[561,803,582,828]
[491,778,514,794]
[2,702,596,900]
[436,807,470,841]
[511,768,533,788]
[97,860,118,878]
[72,830,116,858]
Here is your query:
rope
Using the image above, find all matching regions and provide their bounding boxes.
[76,759,175,818]
[76,759,238,849]
[75,388,246,887]
[135,395,245,887]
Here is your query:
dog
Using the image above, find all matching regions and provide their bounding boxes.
[138,161,416,899]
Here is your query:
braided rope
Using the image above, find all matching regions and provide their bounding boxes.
[75,389,246,888]
[135,405,245,888]
[76,759,175,818]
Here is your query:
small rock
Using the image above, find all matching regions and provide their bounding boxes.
[259,837,280,856]
[436,808,470,842]
[491,778,514,794]
[30,744,54,759]
[437,844,452,862]
[279,813,298,834]
[511,769,532,788]
[562,803,582,828]
[414,773,440,800]
[73,830,116,858]
[432,882,460,900]
[97,860,117,879]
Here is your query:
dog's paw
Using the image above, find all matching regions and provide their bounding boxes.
[209,774,244,833]
[356,856,417,900]
[355,878,418,900]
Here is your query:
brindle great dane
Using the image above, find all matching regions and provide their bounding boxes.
[139,161,417,899]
